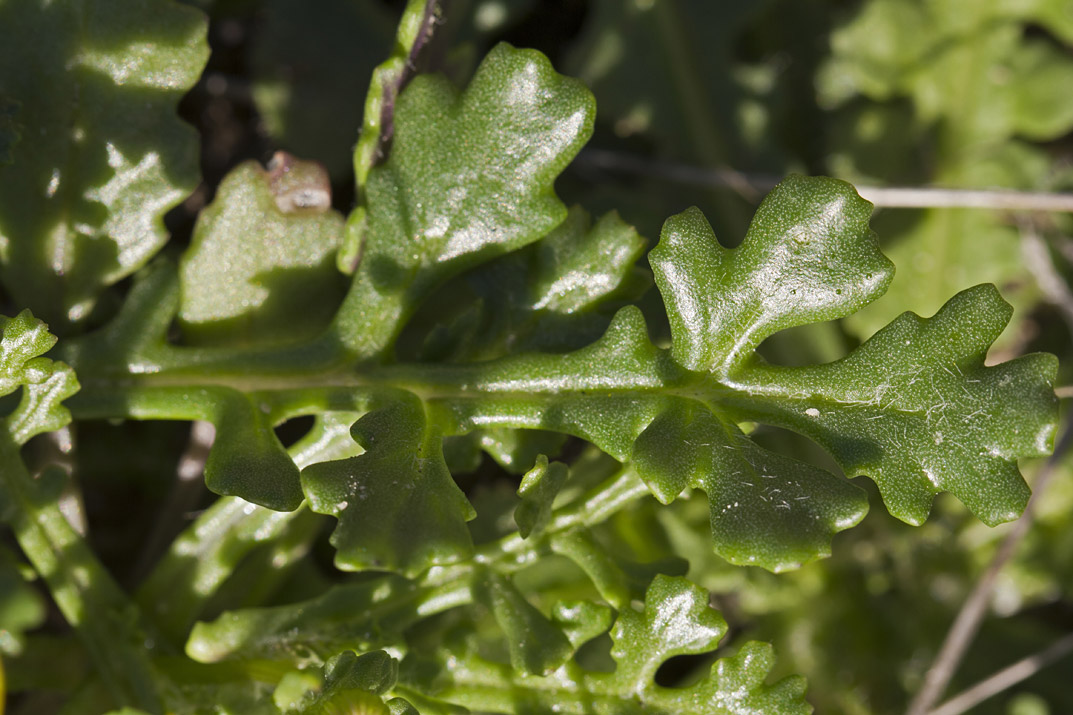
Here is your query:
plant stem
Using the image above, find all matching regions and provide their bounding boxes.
[0,430,167,712]
[576,148,1073,212]
[928,631,1073,715]
[342,0,443,273]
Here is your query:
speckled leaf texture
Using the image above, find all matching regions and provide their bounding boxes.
[0,0,208,328]
[46,36,1057,657]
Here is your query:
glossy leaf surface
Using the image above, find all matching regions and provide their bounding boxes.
[334,42,595,356]
[650,178,892,375]
[0,310,79,446]
[0,0,208,327]
[731,285,1058,525]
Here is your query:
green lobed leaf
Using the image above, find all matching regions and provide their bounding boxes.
[432,174,1055,568]
[0,0,208,327]
[279,650,401,715]
[550,599,614,650]
[409,205,648,363]
[646,176,1055,529]
[728,284,1059,526]
[138,408,364,642]
[404,205,643,477]
[0,310,79,447]
[608,574,728,687]
[436,297,867,570]
[632,406,868,571]
[60,262,307,511]
[333,42,596,356]
[322,650,398,696]
[302,395,476,575]
[204,389,305,511]
[649,176,893,376]
[179,158,347,347]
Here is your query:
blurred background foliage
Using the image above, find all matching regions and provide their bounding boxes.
[3,0,1073,713]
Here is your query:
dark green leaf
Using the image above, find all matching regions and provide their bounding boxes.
[650,175,892,375]
[302,396,475,575]
[0,0,208,326]
[632,404,867,571]
[729,284,1059,526]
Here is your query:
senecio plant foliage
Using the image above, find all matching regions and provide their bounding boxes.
[0,1,1062,714]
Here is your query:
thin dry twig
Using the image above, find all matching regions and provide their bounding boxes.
[576,149,1073,212]
[905,421,1073,715]
[1019,219,1073,332]
[908,221,1073,714]
[928,631,1073,715]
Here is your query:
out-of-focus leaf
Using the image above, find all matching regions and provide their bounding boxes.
[0,0,208,327]
[514,455,568,539]
[820,0,1073,338]
[186,576,419,664]
[471,567,573,675]
[0,96,17,165]
[249,0,395,180]
[279,650,398,714]
[179,157,346,347]
[0,546,46,656]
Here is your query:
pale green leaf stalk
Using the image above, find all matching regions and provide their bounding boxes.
[0,312,171,712]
